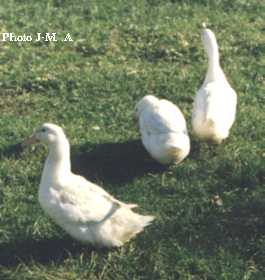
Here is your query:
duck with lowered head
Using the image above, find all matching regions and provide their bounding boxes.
[134,95,190,165]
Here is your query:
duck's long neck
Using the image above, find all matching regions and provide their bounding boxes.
[40,139,71,188]
[204,43,221,84]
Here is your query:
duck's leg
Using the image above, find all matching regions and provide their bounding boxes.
[144,154,157,163]
[211,138,222,145]
[71,238,81,247]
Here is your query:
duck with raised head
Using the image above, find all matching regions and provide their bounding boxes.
[192,29,237,144]
[22,123,154,247]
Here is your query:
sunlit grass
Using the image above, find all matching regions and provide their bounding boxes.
[0,0,264,279]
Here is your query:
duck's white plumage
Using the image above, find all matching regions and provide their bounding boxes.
[192,29,237,144]
[134,95,190,165]
[22,123,154,247]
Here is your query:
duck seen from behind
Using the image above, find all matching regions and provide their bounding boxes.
[134,95,190,165]
[22,123,154,247]
[192,29,237,144]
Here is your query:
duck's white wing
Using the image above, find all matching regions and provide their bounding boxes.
[58,177,135,226]
[140,100,187,135]
[193,83,237,127]
[75,175,137,208]
[192,85,213,124]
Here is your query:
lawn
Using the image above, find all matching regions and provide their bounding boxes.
[0,0,264,279]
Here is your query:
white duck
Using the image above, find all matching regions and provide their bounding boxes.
[22,123,154,247]
[134,95,190,165]
[192,29,237,144]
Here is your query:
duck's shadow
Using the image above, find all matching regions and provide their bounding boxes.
[0,235,110,268]
[71,139,167,185]
[0,236,70,267]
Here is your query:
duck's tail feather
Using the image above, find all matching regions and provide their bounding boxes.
[118,215,155,245]
[127,204,138,208]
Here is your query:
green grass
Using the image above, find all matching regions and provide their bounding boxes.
[0,0,264,279]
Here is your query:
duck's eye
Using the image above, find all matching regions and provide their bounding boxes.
[135,108,138,112]
[42,129,46,132]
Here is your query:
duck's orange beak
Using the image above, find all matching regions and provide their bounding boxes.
[21,134,40,147]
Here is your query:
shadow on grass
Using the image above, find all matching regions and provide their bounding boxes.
[70,139,167,185]
[0,236,74,268]
[0,144,24,160]
[2,140,167,186]
[0,235,111,268]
